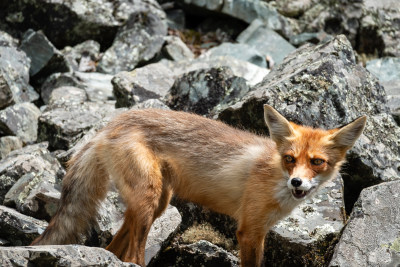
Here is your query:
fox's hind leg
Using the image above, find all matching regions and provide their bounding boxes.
[104,141,172,266]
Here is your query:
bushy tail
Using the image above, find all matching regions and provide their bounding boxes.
[31,140,109,245]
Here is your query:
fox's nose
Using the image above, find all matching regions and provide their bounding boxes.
[291,178,302,187]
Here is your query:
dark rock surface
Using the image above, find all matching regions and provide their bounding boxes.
[0,245,138,266]
[329,181,400,266]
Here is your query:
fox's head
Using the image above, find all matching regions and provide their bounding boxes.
[264,105,366,201]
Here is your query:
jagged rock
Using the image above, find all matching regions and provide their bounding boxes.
[62,40,100,72]
[37,101,117,150]
[19,29,70,77]
[275,0,313,18]
[0,102,41,144]
[1,0,165,49]
[289,31,333,47]
[113,57,268,108]
[0,46,39,104]
[0,143,65,204]
[167,67,250,115]
[180,0,295,39]
[153,240,239,267]
[47,86,88,109]
[40,72,81,104]
[366,57,400,124]
[0,205,48,245]
[0,245,138,266]
[237,19,296,66]
[0,136,23,160]
[329,180,400,266]
[0,30,18,47]
[145,205,182,265]
[97,9,167,74]
[166,9,186,30]
[203,42,267,68]
[217,35,400,210]
[0,73,13,110]
[3,171,61,221]
[162,36,194,62]
[265,175,345,266]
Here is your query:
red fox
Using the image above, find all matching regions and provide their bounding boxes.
[32,105,366,267]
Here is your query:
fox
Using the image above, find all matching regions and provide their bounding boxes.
[31,105,366,267]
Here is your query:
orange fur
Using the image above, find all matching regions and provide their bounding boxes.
[31,106,366,267]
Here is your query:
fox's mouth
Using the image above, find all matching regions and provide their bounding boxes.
[291,188,314,199]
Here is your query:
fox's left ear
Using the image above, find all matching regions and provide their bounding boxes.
[264,104,294,145]
[330,116,367,150]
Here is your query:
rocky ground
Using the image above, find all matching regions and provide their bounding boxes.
[0,0,399,266]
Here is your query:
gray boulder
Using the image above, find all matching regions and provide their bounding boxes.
[162,36,195,62]
[1,0,165,49]
[237,19,296,67]
[40,72,81,104]
[0,205,48,245]
[0,143,65,204]
[47,86,88,109]
[167,67,250,115]
[203,42,267,68]
[0,245,138,266]
[217,35,400,197]
[37,101,117,150]
[0,102,41,144]
[97,9,167,74]
[0,136,23,160]
[62,40,101,72]
[0,30,18,47]
[0,46,39,105]
[366,57,400,124]
[329,180,400,266]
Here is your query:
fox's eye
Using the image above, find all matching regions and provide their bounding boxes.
[284,155,295,163]
[311,158,325,165]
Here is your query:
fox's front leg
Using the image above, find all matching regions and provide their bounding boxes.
[236,226,266,267]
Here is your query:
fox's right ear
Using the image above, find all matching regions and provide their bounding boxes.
[330,116,367,150]
[264,105,294,145]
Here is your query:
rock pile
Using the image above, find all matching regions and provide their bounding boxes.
[0,0,399,266]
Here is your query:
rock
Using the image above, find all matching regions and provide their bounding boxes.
[0,102,41,144]
[0,73,14,110]
[363,0,400,9]
[166,9,186,30]
[366,57,400,124]
[167,67,250,115]
[162,36,194,62]
[40,72,81,104]
[275,0,313,18]
[203,42,267,68]
[37,101,117,150]
[0,30,18,47]
[0,245,138,266]
[237,19,296,66]
[289,31,333,47]
[265,175,345,266]
[217,35,400,211]
[19,29,70,77]
[113,57,269,108]
[145,205,182,265]
[329,180,400,266]
[62,40,100,72]
[47,86,88,109]
[153,240,239,267]
[0,205,48,245]
[180,0,295,39]
[97,9,167,74]
[0,143,65,204]
[73,71,114,102]
[0,46,39,104]
[0,136,23,160]
[133,99,170,110]
[1,0,165,49]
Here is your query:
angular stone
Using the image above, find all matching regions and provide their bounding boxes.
[62,40,101,72]
[0,245,138,266]
[0,46,39,104]
[329,181,400,266]
[162,36,194,62]
[97,9,167,74]
[0,136,23,160]
[40,72,81,104]
[3,171,61,221]
[132,99,170,111]
[0,73,13,110]
[366,57,400,124]
[47,86,88,109]
[203,42,267,68]
[0,205,48,246]
[276,0,313,18]
[0,102,41,144]
[167,67,250,115]
[237,19,296,66]
[0,143,65,204]
[73,71,114,102]
[217,35,400,210]
[0,30,18,47]
[37,101,117,150]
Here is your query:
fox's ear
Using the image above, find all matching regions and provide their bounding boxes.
[264,105,294,145]
[330,116,367,150]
